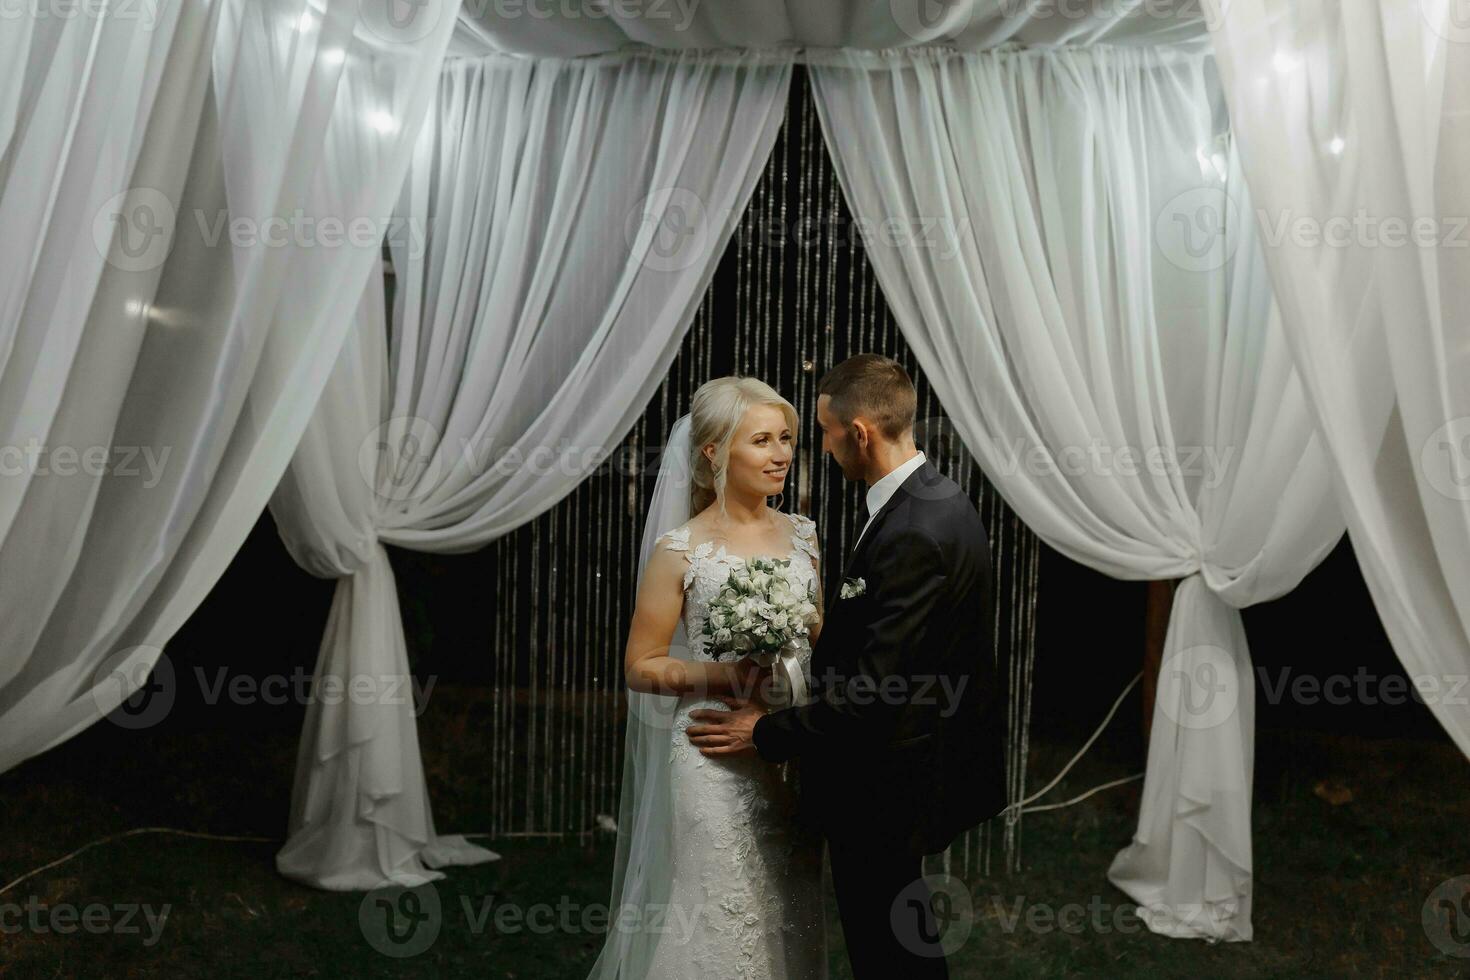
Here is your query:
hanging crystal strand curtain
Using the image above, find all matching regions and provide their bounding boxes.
[460,68,1041,877]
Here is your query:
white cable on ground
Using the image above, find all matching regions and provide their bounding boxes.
[1022,772,1145,814]
[0,827,279,899]
[4,672,1149,893]
[1008,670,1144,817]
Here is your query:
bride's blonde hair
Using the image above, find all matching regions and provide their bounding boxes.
[689,377,799,518]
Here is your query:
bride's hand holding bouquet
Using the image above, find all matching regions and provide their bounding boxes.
[703,557,819,710]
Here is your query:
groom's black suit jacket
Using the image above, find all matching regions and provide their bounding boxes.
[753,458,1007,857]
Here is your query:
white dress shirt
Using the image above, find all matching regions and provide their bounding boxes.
[854,450,926,549]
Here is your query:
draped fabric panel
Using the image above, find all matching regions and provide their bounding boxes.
[450,0,1213,59]
[0,1,455,773]
[1207,0,1470,759]
[269,50,793,888]
[810,46,1345,940]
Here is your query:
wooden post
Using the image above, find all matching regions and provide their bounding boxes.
[1141,579,1177,743]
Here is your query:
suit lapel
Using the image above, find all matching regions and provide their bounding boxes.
[843,498,894,579]
[840,464,929,578]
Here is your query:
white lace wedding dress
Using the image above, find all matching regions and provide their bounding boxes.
[646,510,827,980]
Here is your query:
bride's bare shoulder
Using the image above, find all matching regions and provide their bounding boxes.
[655,524,693,553]
[640,529,691,592]
[680,507,725,543]
[784,511,817,537]
[783,512,820,564]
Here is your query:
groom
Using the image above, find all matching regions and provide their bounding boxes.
[688,354,1007,978]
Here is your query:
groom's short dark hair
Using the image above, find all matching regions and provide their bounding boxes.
[818,354,916,440]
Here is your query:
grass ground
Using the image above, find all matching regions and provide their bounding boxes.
[2,685,1468,979]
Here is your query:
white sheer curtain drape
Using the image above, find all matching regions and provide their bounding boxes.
[450,0,1213,59]
[810,47,1344,941]
[0,1,454,773]
[1207,0,1470,759]
[269,50,792,889]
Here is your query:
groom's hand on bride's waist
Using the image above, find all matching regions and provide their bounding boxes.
[687,697,766,758]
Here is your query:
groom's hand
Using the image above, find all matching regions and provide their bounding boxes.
[687,698,765,758]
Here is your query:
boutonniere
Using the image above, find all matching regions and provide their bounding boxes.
[839,577,866,599]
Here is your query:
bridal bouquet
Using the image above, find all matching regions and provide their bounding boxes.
[702,557,819,662]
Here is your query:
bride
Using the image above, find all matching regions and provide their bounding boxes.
[588,376,828,980]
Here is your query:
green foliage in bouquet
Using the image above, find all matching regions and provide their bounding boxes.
[701,556,819,661]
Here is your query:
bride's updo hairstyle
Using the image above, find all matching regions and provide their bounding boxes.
[688,377,799,517]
